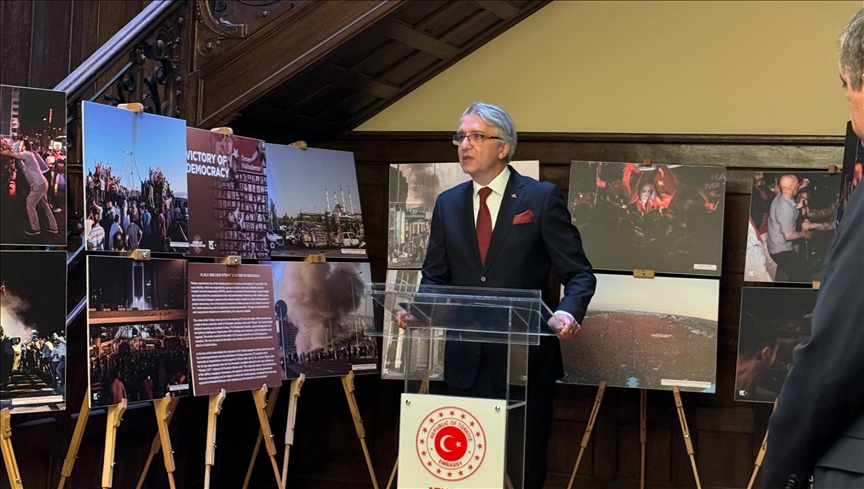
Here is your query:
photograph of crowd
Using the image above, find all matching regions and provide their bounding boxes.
[266,144,366,258]
[88,321,190,407]
[187,128,269,258]
[82,102,189,253]
[0,85,67,245]
[266,261,378,379]
[744,171,841,283]
[568,161,726,276]
[87,255,189,407]
[560,273,719,393]
[0,251,66,413]
[735,287,816,403]
[388,161,539,269]
[380,270,446,381]
[837,122,862,225]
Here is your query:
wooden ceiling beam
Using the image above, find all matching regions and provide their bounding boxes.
[472,1,521,21]
[378,20,460,60]
[317,64,399,100]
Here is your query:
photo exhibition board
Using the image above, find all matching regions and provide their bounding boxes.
[186,127,268,258]
[82,102,189,253]
[0,251,66,414]
[560,273,719,393]
[262,260,378,380]
[87,255,190,408]
[744,171,841,283]
[837,121,862,225]
[266,144,367,259]
[0,85,67,246]
[735,287,817,403]
[388,161,539,269]
[187,263,282,395]
[568,161,726,276]
[381,270,446,381]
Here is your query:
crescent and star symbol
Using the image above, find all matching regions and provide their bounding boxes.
[416,406,487,482]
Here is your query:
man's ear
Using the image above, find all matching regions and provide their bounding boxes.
[759,346,772,361]
[498,142,510,161]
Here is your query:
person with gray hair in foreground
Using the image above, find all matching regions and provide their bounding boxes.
[763,8,864,489]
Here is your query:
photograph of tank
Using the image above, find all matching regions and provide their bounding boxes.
[82,102,189,252]
[388,161,539,269]
[560,273,719,393]
[266,144,366,258]
[0,251,66,413]
[0,85,67,245]
[568,161,726,276]
[744,171,841,283]
[266,261,377,379]
[87,255,190,407]
[735,287,816,403]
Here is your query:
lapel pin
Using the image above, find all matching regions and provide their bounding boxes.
[511,193,517,199]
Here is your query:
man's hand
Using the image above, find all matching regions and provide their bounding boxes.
[547,313,580,340]
[395,310,429,330]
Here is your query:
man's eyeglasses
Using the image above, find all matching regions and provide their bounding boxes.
[452,133,502,146]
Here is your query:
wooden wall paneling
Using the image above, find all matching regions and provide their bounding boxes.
[0,0,34,86]
[28,0,73,88]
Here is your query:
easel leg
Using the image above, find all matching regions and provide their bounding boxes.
[57,396,91,489]
[101,399,128,489]
[251,385,282,487]
[242,386,280,489]
[567,381,606,489]
[135,396,180,489]
[673,387,702,489]
[280,374,305,489]
[154,395,179,489]
[204,389,227,489]
[747,400,775,489]
[1,408,24,489]
[341,372,380,489]
[640,389,647,489]
[385,375,429,489]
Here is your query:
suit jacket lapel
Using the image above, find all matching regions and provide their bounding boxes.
[483,168,523,273]
[459,182,482,268]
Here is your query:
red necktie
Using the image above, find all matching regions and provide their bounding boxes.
[477,187,493,266]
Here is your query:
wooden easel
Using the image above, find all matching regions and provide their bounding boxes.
[251,385,283,485]
[746,400,777,489]
[101,398,128,488]
[240,387,276,489]
[566,381,606,489]
[57,398,90,489]
[1,408,24,489]
[384,376,431,489]
[640,389,647,489]
[204,389,226,489]
[135,396,180,489]
[342,371,380,489]
[673,386,702,489]
[280,374,306,489]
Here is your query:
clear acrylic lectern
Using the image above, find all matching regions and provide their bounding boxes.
[366,282,559,489]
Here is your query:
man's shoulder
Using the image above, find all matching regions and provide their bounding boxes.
[437,181,471,203]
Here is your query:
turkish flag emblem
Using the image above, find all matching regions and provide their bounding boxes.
[416,406,486,482]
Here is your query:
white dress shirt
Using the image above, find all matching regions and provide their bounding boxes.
[470,166,577,326]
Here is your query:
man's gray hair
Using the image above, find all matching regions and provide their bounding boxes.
[840,7,864,91]
[461,102,517,162]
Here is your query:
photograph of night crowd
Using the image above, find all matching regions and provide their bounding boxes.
[267,144,366,258]
[735,287,816,403]
[837,122,862,225]
[560,273,719,393]
[0,251,66,413]
[82,102,189,253]
[744,171,841,283]
[87,256,189,407]
[0,85,67,245]
[266,261,377,379]
[568,161,726,276]
[388,161,538,269]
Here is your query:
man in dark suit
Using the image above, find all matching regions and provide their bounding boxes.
[419,102,596,488]
[763,8,864,489]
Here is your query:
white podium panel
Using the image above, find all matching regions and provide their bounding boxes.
[398,393,507,489]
